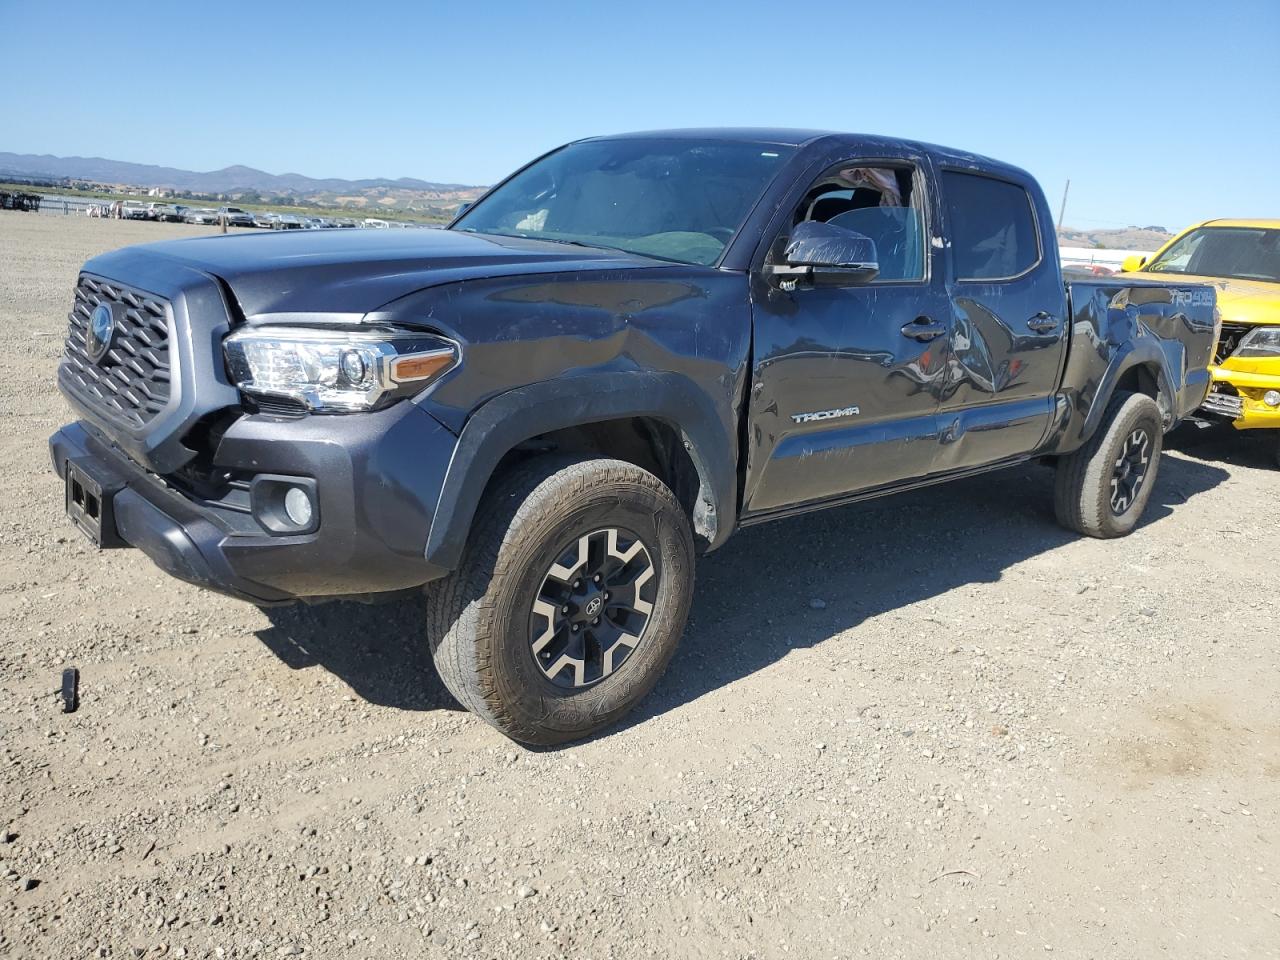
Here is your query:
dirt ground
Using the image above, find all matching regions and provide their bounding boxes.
[1,210,1277,959]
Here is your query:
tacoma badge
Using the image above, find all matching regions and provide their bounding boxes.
[791,405,861,424]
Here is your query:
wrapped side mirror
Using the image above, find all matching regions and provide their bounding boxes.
[766,220,880,287]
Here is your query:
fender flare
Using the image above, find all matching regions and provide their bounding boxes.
[1080,339,1178,443]
[423,371,736,571]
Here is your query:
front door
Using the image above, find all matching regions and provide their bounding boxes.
[932,169,1069,470]
[743,156,953,515]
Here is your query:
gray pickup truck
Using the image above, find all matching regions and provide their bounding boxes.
[50,130,1217,744]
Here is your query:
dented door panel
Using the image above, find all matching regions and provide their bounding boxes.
[742,294,950,514]
[932,168,1070,470]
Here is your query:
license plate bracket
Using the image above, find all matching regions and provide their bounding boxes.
[65,457,127,548]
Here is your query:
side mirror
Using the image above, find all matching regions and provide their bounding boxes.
[766,220,880,287]
[1120,254,1147,273]
[455,201,473,218]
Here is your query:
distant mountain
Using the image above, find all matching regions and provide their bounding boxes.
[0,152,482,199]
[1057,225,1174,253]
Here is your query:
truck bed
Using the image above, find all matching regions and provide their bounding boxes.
[1050,276,1217,452]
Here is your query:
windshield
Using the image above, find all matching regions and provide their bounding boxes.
[1146,226,1280,283]
[452,138,795,266]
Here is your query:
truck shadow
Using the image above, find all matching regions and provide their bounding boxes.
[1166,422,1277,471]
[619,454,1229,738]
[256,592,454,712]
[253,454,1230,732]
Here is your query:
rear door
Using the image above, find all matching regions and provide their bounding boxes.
[742,151,952,515]
[933,170,1069,470]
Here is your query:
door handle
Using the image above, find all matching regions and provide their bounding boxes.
[1027,312,1060,333]
[901,316,946,342]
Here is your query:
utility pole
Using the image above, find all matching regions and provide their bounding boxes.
[1057,179,1070,229]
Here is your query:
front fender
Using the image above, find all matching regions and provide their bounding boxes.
[423,371,736,571]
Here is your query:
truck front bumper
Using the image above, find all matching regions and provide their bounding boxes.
[1202,362,1280,430]
[49,402,457,604]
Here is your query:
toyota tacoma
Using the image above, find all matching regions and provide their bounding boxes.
[50,130,1218,744]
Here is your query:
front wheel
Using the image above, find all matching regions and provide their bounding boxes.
[426,456,695,746]
[1054,390,1164,538]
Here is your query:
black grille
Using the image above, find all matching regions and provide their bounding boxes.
[1214,323,1251,364]
[63,275,172,428]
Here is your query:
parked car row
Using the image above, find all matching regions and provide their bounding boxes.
[0,190,43,211]
[84,201,373,229]
[253,213,361,230]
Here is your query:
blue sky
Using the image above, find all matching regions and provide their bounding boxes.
[4,0,1277,231]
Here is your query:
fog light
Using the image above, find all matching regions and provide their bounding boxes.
[284,487,314,527]
[1264,390,1280,408]
[249,475,319,535]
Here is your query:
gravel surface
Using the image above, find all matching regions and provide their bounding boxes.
[1,211,1278,959]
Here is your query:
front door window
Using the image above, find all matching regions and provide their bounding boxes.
[790,165,926,282]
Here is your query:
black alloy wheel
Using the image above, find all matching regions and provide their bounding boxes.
[425,456,694,745]
[1054,390,1164,539]
[529,527,657,689]
[1110,427,1152,515]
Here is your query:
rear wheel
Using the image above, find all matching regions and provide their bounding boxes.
[426,456,694,745]
[1054,390,1164,538]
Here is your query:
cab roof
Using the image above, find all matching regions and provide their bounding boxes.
[591,127,838,146]
[582,128,1031,183]
[1197,218,1280,229]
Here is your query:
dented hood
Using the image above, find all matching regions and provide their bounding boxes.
[90,227,665,318]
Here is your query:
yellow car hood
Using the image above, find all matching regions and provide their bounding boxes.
[1130,272,1280,326]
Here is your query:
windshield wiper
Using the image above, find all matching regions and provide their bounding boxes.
[527,236,615,251]
[488,232,632,255]
[468,230,688,265]
[464,229,600,248]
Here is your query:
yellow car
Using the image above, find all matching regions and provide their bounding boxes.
[1123,219,1280,465]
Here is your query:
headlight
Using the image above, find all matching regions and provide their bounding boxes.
[1233,325,1280,358]
[224,325,457,413]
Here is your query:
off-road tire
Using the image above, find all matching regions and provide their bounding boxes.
[1054,390,1164,538]
[425,456,695,746]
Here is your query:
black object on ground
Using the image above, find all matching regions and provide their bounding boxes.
[60,667,78,713]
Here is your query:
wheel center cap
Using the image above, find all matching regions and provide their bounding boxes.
[568,582,606,625]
